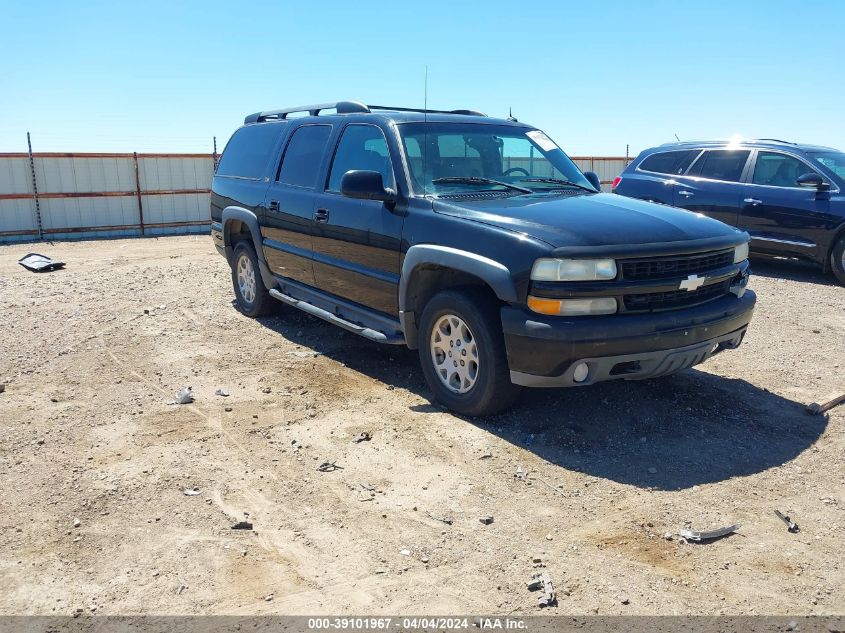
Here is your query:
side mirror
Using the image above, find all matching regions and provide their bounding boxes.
[584,171,602,191]
[797,172,822,188]
[340,170,396,204]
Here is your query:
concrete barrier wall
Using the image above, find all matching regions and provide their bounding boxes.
[0,153,629,243]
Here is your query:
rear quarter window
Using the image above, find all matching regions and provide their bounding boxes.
[638,150,700,175]
[686,150,750,182]
[216,123,287,179]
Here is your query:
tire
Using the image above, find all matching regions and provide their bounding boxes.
[231,241,273,317]
[418,288,521,416]
[831,235,845,286]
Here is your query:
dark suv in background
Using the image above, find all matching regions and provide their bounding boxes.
[613,140,845,284]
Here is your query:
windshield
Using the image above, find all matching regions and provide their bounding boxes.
[397,122,596,196]
[808,151,845,182]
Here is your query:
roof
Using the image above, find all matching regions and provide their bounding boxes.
[655,139,839,152]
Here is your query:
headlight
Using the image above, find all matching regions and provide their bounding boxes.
[531,258,617,281]
[527,296,618,316]
[733,242,749,263]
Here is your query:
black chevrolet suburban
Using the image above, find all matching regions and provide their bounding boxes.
[211,101,755,415]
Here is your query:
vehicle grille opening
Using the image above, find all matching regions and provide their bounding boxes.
[610,360,641,376]
[620,249,734,281]
[623,279,732,312]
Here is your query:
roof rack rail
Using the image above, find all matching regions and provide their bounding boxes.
[244,102,489,124]
[753,138,796,144]
[244,101,370,124]
[368,105,487,117]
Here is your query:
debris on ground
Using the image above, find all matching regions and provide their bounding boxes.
[479,516,494,525]
[316,461,342,472]
[679,523,741,542]
[514,466,528,481]
[214,388,230,397]
[183,488,201,496]
[426,511,454,525]
[73,518,81,528]
[18,253,66,273]
[527,571,556,607]
[168,387,193,405]
[353,431,372,443]
[805,393,845,415]
[774,510,800,533]
[399,548,411,556]
[537,477,564,496]
[0,383,5,394]
[230,521,253,530]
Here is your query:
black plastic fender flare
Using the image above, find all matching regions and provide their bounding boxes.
[222,206,276,289]
[398,244,517,349]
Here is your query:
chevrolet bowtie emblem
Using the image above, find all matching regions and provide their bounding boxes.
[679,274,706,291]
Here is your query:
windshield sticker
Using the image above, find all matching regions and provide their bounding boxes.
[526,130,558,152]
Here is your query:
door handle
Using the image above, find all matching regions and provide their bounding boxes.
[314,208,329,223]
[678,190,694,198]
[268,199,279,211]
[743,198,762,206]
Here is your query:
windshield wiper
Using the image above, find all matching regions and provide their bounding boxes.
[519,177,596,192]
[432,177,532,194]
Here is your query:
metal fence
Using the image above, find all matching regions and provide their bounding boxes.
[0,152,629,244]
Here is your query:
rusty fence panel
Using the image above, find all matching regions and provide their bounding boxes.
[0,152,214,242]
[0,153,631,243]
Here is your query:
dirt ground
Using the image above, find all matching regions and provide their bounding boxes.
[0,235,842,616]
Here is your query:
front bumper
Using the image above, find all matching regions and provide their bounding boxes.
[503,291,756,387]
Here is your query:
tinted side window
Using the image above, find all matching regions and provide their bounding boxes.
[752,152,817,187]
[277,125,332,188]
[327,125,395,192]
[639,150,699,175]
[687,150,750,182]
[216,123,286,179]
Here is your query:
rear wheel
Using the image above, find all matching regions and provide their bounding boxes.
[831,235,845,286]
[418,288,520,416]
[231,241,273,317]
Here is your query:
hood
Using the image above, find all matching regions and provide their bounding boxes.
[432,192,743,249]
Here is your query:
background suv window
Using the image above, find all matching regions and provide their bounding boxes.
[686,150,750,182]
[216,123,286,179]
[639,150,700,175]
[277,125,332,188]
[753,152,818,187]
[327,125,394,192]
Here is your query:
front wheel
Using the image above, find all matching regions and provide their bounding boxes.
[418,289,521,416]
[831,235,845,286]
[231,241,273,317]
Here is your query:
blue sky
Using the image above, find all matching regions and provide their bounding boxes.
[1,0,842,156]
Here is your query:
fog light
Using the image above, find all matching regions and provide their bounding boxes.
[572,362,589,383]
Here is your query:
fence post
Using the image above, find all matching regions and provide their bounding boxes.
[26,132,44,240]
[133,152,145,235]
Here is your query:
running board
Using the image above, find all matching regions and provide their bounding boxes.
[269,289,405,345]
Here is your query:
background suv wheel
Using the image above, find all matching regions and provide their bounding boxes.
[831,235,845,286]
[231,241,273,317]
[418,288,520,416]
